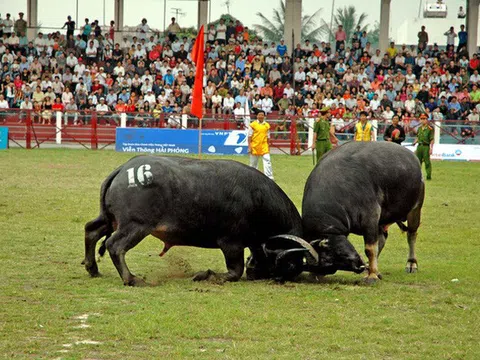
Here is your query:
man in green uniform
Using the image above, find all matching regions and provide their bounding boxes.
[312,109,336,162]
[414,113,434,180]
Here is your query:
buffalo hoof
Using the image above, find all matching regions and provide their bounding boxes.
[192,269,216,282]
[124,276,147,287]
[85,262,100,277]
[405,261,418,273]
[363,274,380,285]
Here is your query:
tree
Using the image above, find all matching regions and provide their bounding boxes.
[326,6,369,46]
[254,0,328,43]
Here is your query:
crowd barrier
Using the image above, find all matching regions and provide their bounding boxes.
[1,109,479,159]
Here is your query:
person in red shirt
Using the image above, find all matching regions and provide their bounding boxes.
[469,54,479,72]
[109,20,115,42]
[309,103,320,118]
[125,99,136,113]
[273,81,285,102]
[235,20,244,36]
[52,97,64,112]
[91,79,102,94]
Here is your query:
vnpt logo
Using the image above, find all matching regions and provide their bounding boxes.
[224,131,248,146]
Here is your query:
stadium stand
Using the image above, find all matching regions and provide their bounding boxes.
[0,11,479,144]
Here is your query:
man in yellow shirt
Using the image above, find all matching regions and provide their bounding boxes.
[354,111,374,142]
[248,110,273,180]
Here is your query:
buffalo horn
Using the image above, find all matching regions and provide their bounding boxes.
[268,234,319,265]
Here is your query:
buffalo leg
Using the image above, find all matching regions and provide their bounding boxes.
[83,216,110,277]
[405,183,424,273]
[405,207,422,273]
[105,223,149,286]
[193,240,244,282]
[364,229,381,283]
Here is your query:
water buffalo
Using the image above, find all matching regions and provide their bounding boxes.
[83,155,323,286]
[302,142,425,283]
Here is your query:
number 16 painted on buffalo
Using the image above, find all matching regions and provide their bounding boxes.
[126,165,153,187]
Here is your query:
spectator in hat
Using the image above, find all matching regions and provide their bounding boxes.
[14,12,27,36]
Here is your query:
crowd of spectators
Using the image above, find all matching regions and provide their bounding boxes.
[0,11,479,138]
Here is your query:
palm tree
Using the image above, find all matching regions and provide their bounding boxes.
[254,0,328,43]
[327,6,368,45]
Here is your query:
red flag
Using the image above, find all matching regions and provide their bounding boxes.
[190,26,205,120]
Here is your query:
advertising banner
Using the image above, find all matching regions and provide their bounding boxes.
[0,127,8,150]
[116,128,248,155]
[403,143,480,161]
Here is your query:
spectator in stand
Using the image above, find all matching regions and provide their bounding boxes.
[136,18,151,41]
[276,39,287,57]
[166,17,181,43]
[62,16,76,39]
[458,24,467,52]
[81,18,92,42]
[14,12,27,37]
[417,26,428,51]
[335,25,346,52]
[444,26,457,49]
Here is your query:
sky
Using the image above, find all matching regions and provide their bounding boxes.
[2,0,472,45]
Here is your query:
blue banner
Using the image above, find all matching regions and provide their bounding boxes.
[116,128,248,155]
[0,127,8,150]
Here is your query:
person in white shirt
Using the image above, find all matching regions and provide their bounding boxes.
[261,95,273,114]
[223,93,234,114]
[216,19,227,45]
[404,94,415,113]
[207,24,216,44]
[405,69,416,84]
[469,70,480,85]
[294,67,306,82]
[1,14,14,36]
[233,102,246,126]
[7,33,19,47]
[66,53,78,69]
[1,49,13,64]
[95,98,109,112]
[62,88,73,105]
[382,106,394,123]
[33,33,46,54]
[444,27,457,46]
[253,74,265,89]
[371,49,382,66]
[144,90,156,106]
[137,18,151,40]
[283,83,294,99]
[134,44,146,59]
[369,94,381,112]
[85,42,97,64]
[0,95,9,109]
[322,93,335,107]
[121,37,131,52]
[211,91,223,115]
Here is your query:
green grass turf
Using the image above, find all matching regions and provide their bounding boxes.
[0,149,479,359]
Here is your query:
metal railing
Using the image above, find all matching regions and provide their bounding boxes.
[1,109,479,150]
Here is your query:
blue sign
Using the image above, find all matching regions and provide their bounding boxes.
[0,127,8,150]
[116,128,248,155]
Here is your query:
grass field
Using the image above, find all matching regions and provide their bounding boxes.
[1,149,480,360]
